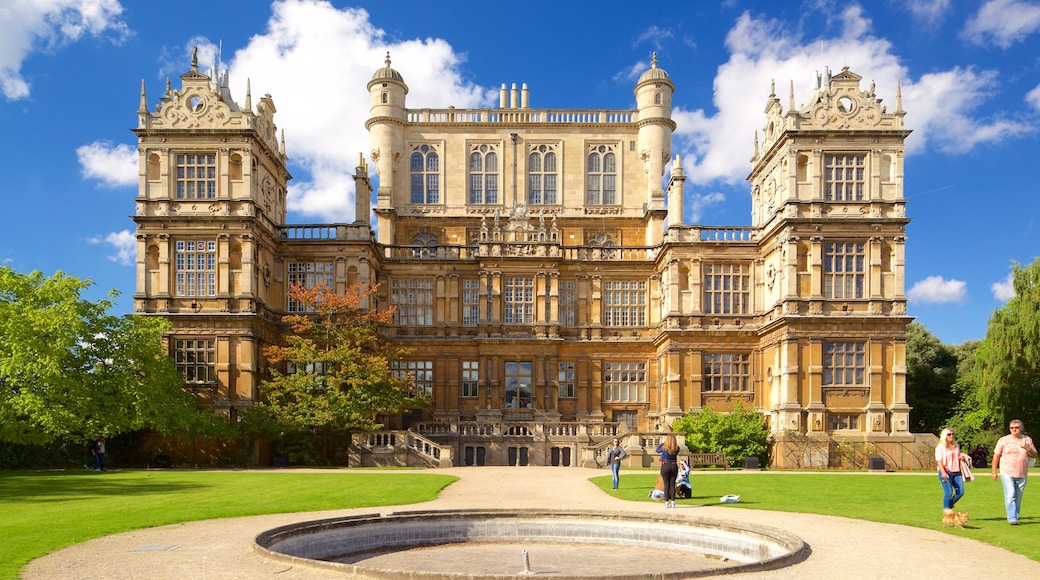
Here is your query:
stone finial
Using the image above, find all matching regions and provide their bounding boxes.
[650,52,658,68]
[245,78,252,112]
[191,46,198,71]
[139,79,147,112]
[385,51,392,68]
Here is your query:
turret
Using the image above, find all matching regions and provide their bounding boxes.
[366,53,408,241]
[634,53,676,207]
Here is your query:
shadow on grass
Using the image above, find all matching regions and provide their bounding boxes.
[0,471,207,503]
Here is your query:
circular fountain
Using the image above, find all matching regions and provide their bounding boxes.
[255,509,806,578]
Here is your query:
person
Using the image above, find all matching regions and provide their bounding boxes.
[991,419,1038,525]
[87,439,100,471]
[676,459,692,499]
[971,444,988,468]
[93,437,107,472]
[648,475,666,501]
[655,433,680,508]
[604,437,627,490]
[935,428,964,515]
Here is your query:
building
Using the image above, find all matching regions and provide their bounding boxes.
[132,51,930,468]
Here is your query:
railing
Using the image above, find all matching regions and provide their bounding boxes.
[406,109,635,125]
[697,226,756,242]
[280,224,373,241]
[407,432,442,461]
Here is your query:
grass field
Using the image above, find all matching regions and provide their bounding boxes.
[2,468,1037,578]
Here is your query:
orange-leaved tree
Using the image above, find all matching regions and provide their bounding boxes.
[250,281,429,463]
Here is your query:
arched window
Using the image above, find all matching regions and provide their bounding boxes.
[587,145,617,204]
[411,233,439,258]
[469,144,499,204]
[528,145,558,204]
[410,145,440,204]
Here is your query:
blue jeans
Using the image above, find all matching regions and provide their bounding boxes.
[1000,474,1027,523]
[610,462,621,489]
[938,471,964,509]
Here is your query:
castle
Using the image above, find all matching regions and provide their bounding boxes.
[132,51,928,468]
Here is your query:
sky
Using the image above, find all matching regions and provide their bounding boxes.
[1,0,1038,346]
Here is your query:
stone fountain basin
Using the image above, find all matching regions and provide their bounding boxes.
[255,509,807,579]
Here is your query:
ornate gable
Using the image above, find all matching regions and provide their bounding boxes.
[794,66,903,131]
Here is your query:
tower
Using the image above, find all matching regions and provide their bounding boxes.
[634,52,675,244]
[366,52,409,244]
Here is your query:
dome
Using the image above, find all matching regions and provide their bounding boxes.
[371,52,405,83]
[637,52,672,85]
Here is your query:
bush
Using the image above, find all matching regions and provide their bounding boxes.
[672,403,770,467]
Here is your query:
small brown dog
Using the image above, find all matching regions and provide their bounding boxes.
[942,511,969,529]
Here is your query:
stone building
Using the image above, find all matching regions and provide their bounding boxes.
[132,52,929,468]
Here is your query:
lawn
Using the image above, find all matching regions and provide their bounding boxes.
[0,470,456,579]
[591,470,1040,563]
[4,469,1037,579]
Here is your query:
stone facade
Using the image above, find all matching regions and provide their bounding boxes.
[132,53,921,468]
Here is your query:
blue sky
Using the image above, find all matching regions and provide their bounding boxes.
[2,0,1038,345]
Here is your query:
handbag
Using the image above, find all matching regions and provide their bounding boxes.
[959,454,974,482]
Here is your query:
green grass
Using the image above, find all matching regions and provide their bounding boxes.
[592,470,1040,562]
[4,469,1038,579]
[0,470,456,579]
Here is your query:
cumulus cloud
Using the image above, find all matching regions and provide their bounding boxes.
[906,0,952,24]
[686,191,726,223]
[77,141,137,187]
[908,275,967,303]
[673,6,1025,186]
[87,229,135,265]
[0,0,129,100]
[1027,83,1040,112]
[194,0,490,222]
[963,0,1040,48]
[991,273,1015,301]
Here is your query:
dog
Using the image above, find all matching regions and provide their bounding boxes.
[942,511,969,529]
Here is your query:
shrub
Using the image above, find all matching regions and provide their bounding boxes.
[672,403,769,467]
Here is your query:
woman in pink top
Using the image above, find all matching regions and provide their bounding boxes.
[935,428,965,514]
[991,419,1038,525]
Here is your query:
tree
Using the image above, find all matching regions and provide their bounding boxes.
[957,259,1040,435]
[0,267,198,445]
[671,402,770,466]
[248,281,429,462]
[904,322,959,435]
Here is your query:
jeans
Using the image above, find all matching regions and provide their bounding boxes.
[610,462,621,489]
[938,471,964,509]
[1000,474,1027,523]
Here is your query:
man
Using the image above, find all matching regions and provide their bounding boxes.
[991,419,1038,525]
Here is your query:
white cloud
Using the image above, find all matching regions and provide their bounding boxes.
[87,229,135,265]
[906,0,952,24]
[908,275,967,303]
[204,0,489,222]
[1026,84,1040,112]
[672,7,1029,187]
[76,140,137,187]
[963,0,1040,48]
[686,191,725,223]
[991,273,1015,301]
[0,0,129,100]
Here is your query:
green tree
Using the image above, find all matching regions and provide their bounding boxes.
[905,322,959,435]
[0,268,198,445]
[247,281,429,463]
[956,258,1040,436]
[671,402,769,466]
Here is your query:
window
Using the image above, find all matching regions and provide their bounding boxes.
[504,277,534,324]
[603,361,646,402]
[175,153,216,199]
[828,414,860,430]
[409,144,440,204]
[559,280,575,326]
[175,240,216,296]
[462,360,479,398]
[392,360,433,396]
[824,243,865,299]
[586,144,617,204]
[588,233,616,259]
[287,261,333,312]
[528,145,558,204]
[703,353,751,392]
[462,279,480,325]
[174,338,215,384]
[505,361,532,408]
[824,154,865,201]
[704,263,750,314]
[469,145,499,204]
[823,342,865,386]
[558,362,575,398]
[391,279,433,326]
[604,280,646,326]
[410,233,439,258]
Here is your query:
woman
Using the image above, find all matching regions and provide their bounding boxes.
[656,433,680,508]
[605,437,627,490]
[935,428,965,514]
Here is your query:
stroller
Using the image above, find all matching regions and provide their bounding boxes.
[675,460,692,499]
